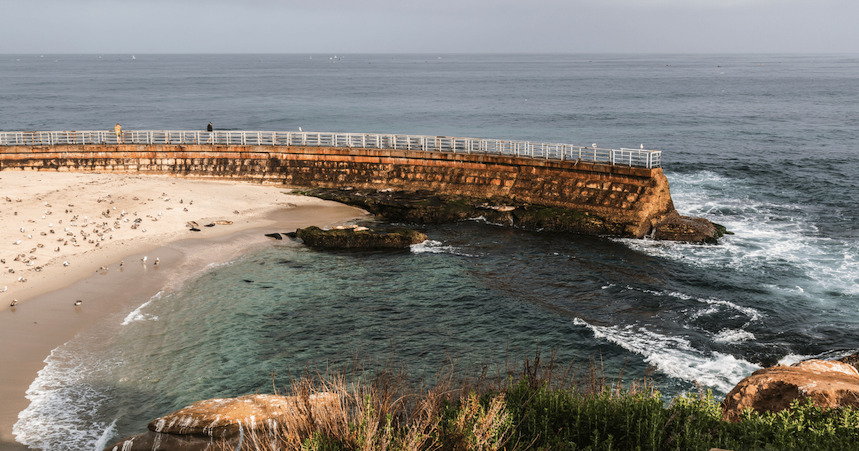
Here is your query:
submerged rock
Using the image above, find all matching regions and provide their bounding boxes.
[722,359,859,422]
[105,393,340,451]
[295,225,427,249]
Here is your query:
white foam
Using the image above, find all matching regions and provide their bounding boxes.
[14,341,122,450]
[778,354,812,366]
[618,170,859,298]
[624,286,763,323]
[94,418,119,450]
[120,291,163,325]
[573,318,761,394]
[410,240,476,257]
[713,328,756,344]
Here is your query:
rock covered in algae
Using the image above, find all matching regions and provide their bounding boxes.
[294,225,427,249]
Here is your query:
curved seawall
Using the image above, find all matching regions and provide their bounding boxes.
[0,143,677,238]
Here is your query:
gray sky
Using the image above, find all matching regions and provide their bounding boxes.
[3,0,857,54]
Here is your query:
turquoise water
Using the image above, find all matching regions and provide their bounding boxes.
[4,54,858,449]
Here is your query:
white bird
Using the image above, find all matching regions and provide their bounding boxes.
[19,227,25,233]
[13,240,21,245]
[141,256,147,263]
[299,126,303,132]
[640,144,644,149]
[154,258,160,266]
[1,286,6,292]
[63,261,70,266]
[73,300,82,306]
[592,143,597,148]
[10,299,17,307]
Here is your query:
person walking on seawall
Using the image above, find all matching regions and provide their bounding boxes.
[206,122,213,143]
[114,123,122,143]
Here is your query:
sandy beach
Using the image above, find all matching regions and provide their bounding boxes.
[0,171,368,448]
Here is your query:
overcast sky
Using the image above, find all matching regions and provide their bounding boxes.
[3,0,857,54]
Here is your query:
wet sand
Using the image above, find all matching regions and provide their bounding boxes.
[0,171,368,448]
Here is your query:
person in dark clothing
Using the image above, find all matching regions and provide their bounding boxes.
[207,122,213,132]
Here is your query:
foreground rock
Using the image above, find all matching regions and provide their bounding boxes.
[294,225,427,249]
[305,188,724,243]
[105,393,340,451]
[722,359,859,422]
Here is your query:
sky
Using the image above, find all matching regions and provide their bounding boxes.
[2,0,857,54]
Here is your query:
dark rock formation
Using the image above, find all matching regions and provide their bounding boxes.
[722,359,859,422]
[105,393,340,451]
[651,211,728,243]
[306,188,723,243]
[295,225,427,249]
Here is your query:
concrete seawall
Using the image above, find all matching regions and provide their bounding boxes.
[0,144,677,238]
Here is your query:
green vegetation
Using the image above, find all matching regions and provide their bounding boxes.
[215,356,859,451]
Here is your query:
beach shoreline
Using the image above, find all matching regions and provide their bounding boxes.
[0,171,368,448]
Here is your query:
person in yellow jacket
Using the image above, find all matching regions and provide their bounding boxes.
[114,123,122,142]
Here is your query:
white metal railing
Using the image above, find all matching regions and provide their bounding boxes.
[0,130,662,168]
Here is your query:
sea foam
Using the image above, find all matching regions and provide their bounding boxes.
[573,318,761,394]
[120,291,163,325]
[13,341,121,450]
[411,240,476,257]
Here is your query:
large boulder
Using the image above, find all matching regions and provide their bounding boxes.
[105,393,340,451]
[722,359,859,422]
[651,212,724,243]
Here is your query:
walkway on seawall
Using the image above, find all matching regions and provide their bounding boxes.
[0,129,717,242]
[0,130,661,169]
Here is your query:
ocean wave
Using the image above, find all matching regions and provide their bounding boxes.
[120,291,163,326]
[625,286,763,323]
[573,318,761,394]
[410,240,476,257]
[620,170,859,298]
[13,342,121,450]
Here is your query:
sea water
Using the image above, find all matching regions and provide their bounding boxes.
[3,53,858,449]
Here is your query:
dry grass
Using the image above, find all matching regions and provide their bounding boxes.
[209,352,658,451]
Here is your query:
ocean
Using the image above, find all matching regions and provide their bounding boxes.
[2,53,858,450]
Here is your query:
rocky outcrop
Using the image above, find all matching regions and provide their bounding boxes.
[105,393,340,451]
[306,188,723,243]
[722,360,859,422]
[294,225,427,249]
[651,211,729,243]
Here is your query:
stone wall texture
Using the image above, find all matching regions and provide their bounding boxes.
[0,144,676,237]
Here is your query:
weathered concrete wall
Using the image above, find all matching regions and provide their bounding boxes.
[0,144,676,237]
